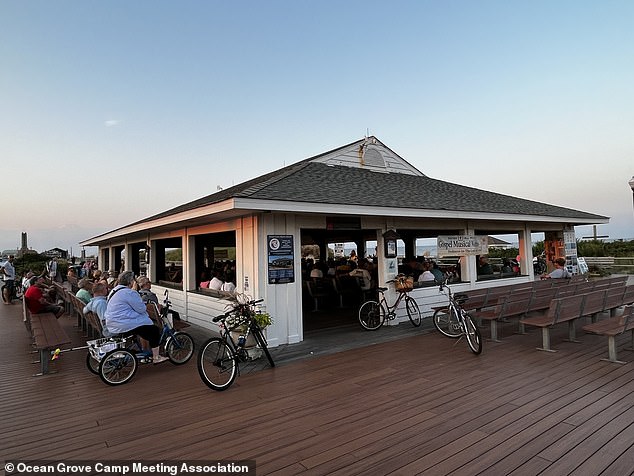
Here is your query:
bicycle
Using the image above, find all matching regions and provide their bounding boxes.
[84,290,195,385]
[358,274,422,330]
[1,277,22,303]
[533,252,547,275]
[197,295,275,391]
[432,277,482,354]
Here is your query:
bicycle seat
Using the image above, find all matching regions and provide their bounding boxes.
[377,287,388,292]
[454,293,469,304]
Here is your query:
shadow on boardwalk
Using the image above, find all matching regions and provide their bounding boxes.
[3,283,634,475]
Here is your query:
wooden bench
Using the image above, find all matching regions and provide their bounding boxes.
[622,285,634,307]
[579,289,608,323]
[519,294,585,352]
[84,310,104,338]
[517,288,559,334]
[23,300,71,376]
[582,305,634,364]
[68,292,90,333]
[472,291,533,342]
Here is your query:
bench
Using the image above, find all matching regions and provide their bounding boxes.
[519,294,585,352]
[23,300,71,375]
[622,285,634,306]
[472,291,533,342]
[84,310,104,338]
[582,305,634,364]
[516,288,559,334]
[68,293,88,332]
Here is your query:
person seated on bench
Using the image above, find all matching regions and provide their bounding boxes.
[417,261,436,284]
[208,270,224,291]
[24,276,64,318]
[541,257,571,280]
[349,259,373,291]
[104,271,168,364]
[137,276,181,321]
[477,255,494,276]
[76,278,93,304]
[429,261,445,283]
[220,271,237,294]
[83,282,112,337]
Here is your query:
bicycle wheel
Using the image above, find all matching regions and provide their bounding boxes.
[358,300,385,330]
[197,337,237,391]
[433,306,462,338]
[252,328,275,368]
[99,349,137,386]
[405,296,422,327]
[463,313,483,355]
[14,285,23,300]
[86,353,99,374]
[166,332,194,365]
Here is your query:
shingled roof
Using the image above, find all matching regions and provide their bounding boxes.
[137,137,606,224]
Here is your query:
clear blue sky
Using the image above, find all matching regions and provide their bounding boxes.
[2,1,633,254]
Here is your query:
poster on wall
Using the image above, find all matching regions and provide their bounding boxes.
[267,235,295,284]
[563,231,579,275]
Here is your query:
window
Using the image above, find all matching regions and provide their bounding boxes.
[154,238,183,288]
[193,232,236,289]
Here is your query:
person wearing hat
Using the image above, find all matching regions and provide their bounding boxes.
[104,271,168,364]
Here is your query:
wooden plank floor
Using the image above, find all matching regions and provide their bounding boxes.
[3,301,634,475]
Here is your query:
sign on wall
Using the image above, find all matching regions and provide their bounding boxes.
[267,235,295,284]
[437,235,488,257]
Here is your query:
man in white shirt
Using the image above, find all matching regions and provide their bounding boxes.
[2,255,16,304]
[349,259,373,290]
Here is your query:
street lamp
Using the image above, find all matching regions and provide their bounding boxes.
[630,176,634,214]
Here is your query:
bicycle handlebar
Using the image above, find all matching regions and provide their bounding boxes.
[211,298,265,323]
[212,313,229,323]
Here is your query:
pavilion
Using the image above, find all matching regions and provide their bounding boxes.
[81,136,608,346]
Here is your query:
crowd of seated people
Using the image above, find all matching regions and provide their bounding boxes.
[477,255,521,279]
[301,254,380,309]
[401,257,445,284]
[198,260,237,295]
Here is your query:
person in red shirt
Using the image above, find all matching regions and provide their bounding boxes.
[24,276,64,318]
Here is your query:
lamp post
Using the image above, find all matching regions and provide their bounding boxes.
[629,176,634,211]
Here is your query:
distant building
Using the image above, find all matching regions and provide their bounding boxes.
[1,250,19,260]
[43,248,68,259]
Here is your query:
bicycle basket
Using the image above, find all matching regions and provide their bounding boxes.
[87,337,126,361]
[223,311,251,332]
[394,274,414,292]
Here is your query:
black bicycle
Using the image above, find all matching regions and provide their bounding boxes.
[358,275,422,330]
[197,296,275,391]
[432,277,482,355]
[1,277,22,303]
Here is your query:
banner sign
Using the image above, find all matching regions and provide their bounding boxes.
[437,235,488,257]
[267,235,295,284]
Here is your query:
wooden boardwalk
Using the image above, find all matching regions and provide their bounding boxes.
[3,299,634,475]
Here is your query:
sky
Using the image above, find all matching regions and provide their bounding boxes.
[2,0,634,255]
